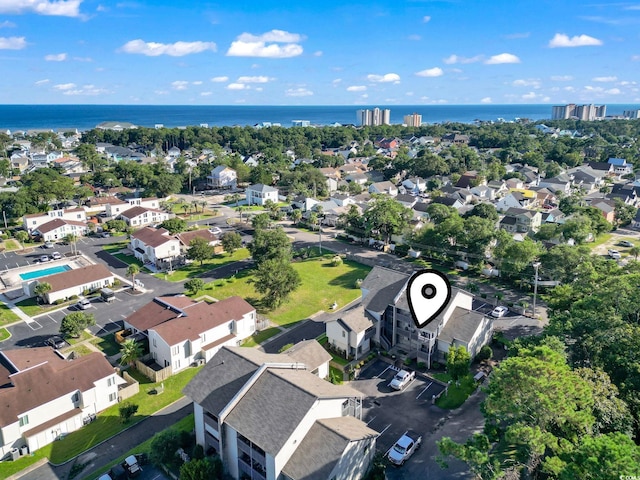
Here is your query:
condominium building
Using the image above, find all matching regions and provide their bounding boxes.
[356,108,391,126]
[551,104,606,120]
[623,109,640,119]
[403,113,422,127]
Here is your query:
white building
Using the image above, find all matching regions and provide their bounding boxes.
[129,227,180,269]
[356,108,391,126]
[23,208,87,234]
[119,206,170,228]
[0,348,120,456]
[246,184,279,206]
[207,166,238,189]
[326,309,374,361]
[106,197,161,218]
[33,218,89,242]
[183,346,377,480]
[31,264,115,304]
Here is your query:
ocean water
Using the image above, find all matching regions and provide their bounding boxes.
[0,104,638,132]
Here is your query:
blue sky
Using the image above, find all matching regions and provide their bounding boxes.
[0,0,638,105]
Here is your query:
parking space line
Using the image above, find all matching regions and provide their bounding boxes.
[366,416,377,426]
[416,381,433,400]
[28,320,43,330]
[48,314,58,323]
[374,365,393,378]
[378,423,392,437]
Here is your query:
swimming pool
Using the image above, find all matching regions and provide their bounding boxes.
[20,265,71,281]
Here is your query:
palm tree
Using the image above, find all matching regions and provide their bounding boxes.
[200,200,207,214]
[191,200,199,214]
[229,193,241,208]
[237,205,246,223]
[291,209,302,226]
[64,233,78,256]
[182,204,189,217]
[33,282,52,305]
[630,246,640,261]
[127,264,140,291]
[309,212,319,231]
[120,339,143,367]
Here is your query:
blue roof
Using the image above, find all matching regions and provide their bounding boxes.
[608,158,628,166]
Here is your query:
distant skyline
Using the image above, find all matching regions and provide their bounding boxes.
[1,0,639,106]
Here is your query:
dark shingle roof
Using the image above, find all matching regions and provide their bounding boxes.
[437,307,486,344]
[361,266,410,314]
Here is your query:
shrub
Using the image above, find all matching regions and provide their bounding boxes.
[417,362,427,371]
[480,293,487,299]
[113,278,121,286]
[118,402,138,423]
[432,361,442,369]
[69,295,78,301]
[83,289,91,296]
[191,444,205,461]
[331,255,343,266]
[355,278,363,288]
[403,358,412,366]
[476,345,493,362]
[54,299,64,305]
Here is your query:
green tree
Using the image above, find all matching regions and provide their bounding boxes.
[221,231,242,253]
[446,346,471,382]
[252,212,272,230]
[187,237,214,265]
[126,264,140,291]
[14,230,29,248]
[159,218,187,234]
[466,203,499,222]
[118,402,139,423]
[629,245,640,260]
[119,338,143,367]
[614,199,636,227]
[179,457,223,480]
[248,228,292,265]
[290,208,302,225]
[105,219,127,232]
[64,233,78,256]
[60,312,96,338]
[363,195,413,245]
[184,278,205,295]
[253,258,301,309]
[149,429,182,468]
[33,282,51,304]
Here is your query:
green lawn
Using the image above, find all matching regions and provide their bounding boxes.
[90,334,121,356]
[16,297,72,316]
[66,330,93,345]
[0,327,10,342]
[589,233,613,249]
[3,239,19,251]
[155,248,250,282]
[431,373,477,409]
[102,242,129,254]
[85,414,195,480]
[329,365,343,384]
[0,301,22,326]
[193,254,371,326]
[46,365,202,464]
[66,344,93,357]
[114,253,144,267]
[241,327,281,347]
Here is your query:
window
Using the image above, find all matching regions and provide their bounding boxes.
[107,377,114,387]
[109,392,117,402]
[19,415,29,427]
[342,330,346,337]
[73,392,80,402]
[172,346,179,355]
[229,321,234,331]
[153,338,157,347]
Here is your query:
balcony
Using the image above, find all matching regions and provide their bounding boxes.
[238,455,266,480]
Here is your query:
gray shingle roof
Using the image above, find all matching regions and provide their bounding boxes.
[331,309,373,334]
[284,340,331,372]
[361,266,410,314]
[281,417,378,480]
[437,307,486,344]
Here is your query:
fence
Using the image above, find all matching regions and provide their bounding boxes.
[118,371,140,401]
[135,355,173,383]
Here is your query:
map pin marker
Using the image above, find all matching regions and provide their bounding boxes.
[407,269,452,329]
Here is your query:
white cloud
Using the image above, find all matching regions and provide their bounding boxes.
[548,33,603,48]
[227,29,304,58]
[485,53,520,64]
[211,76,229,82]
[443,54,482,65]
[332,78,342,86]
[57,84,109,96]
[0,21,16,28]
[415,67,443,77]
[367,73,400,83]
[563,86,575,92]
[286,87,313,97]
[360,93,368,99]
[0,0,83,17]
[512,78,540,88]
[408,34,421,41]
[73,56,92,62]
[423,15,431,23]
[201,91,212,96]
[192,80,203,85]
[480,97,492,103]
[35,79,49,85]
[606,88,622,94]
[45,52,67,61]
[313,50,322,56]
[120,39,217,57]
[53,83,76,91]
[226,83,249,90]
[632,55,640,61]
[551,75,573,81]
[347,85,367,92]
[171,80,189,90]
[237,75,271,83]
[254,87,263,92]
[522,92,538,100]
[593,76,617,82]
[0,36,26,49]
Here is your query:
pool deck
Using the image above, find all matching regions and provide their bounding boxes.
[0,256,91,290]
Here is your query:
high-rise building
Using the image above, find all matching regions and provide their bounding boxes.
[551,104,606,120]
[403,113,422,127]
[356,108,391,126]
[623,109,640,119]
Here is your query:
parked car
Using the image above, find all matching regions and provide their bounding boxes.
[101,232,110,238]
[76,298,91,310]
[46,336,66,349]
[389,370,416,391]
[490,306,509,318]
[108,464,127,480]
[51,251,62,260]
[620,240,634,247]
[122,455,141,477]
[39,255,50,263]
[97,474,113,480]
[608,249,622,259]
[209,226,222,235]
[388,430,422,465]
[43,241,55,249]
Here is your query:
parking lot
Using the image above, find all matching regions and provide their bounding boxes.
[351,360,447,462]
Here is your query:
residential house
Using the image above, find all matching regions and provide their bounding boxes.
[344,173,368,185]
[591,199,616,223]
[430,196,464,211]
[442,133,469,145]
[537,174,573,195]
[176,229,221,254]
[608,157,633,176]
[402,177,426,194]
[470,184,495,201]
[33,218,89,242]
[105,197,161,218]
[30,264,115,303]
[360,266,492,367]
[0,348,120,457]
[395,194,417,208]
[207,166,237,190]
[119,206,170,228]
[500,207,542,233]
[281,340,331,380]
[588,161,614,175]
[23,208,87,234]
[609,184,640,207]
[246,184,279,206]
[330,193,356,208]
[569,166,605,193]
[10,154,29,173]
[129,227,180,269]
[183,346,377,480]
[127,296,256,373]
[368,181,398,196]
[496,190,536,212]
[632,209,640,229]
[326,309,374,361]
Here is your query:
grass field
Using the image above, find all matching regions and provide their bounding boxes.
[193,254,371,327]
[90,334,121,356]
[431,372,477,409]
[156,248,250,282]
[3,239,19,251]
[241,326,281,347]
[16,297,72,316]
[0,301,22,326]
[0,327,10,342]
[102,242,128,254]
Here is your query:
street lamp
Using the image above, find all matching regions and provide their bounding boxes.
[532,261,541,319]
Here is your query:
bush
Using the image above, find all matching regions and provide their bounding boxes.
[118,402,138,423]
[417,362,426,371]
[113,279,121,286]
[331,255,343,266]
[403,358,412,366]
[355,278,363,288]
[191,444,205,461]
[394,244,410,257]
[54,299,64,305]
[69,295,78,301]
[432,361,442,370]
[476,345,493,362]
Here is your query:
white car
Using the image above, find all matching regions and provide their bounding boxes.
[389,370,416,391]
[76,298,91,310]
[39,255,50,263]
[608,249,622,259]
[490,306,509,318]
[620,240,634,248]
[388,430,422,465]
[51,251,62,260]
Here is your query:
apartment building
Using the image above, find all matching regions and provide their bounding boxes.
[356,108,391,126]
